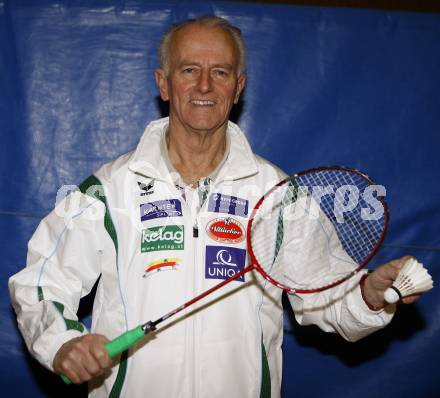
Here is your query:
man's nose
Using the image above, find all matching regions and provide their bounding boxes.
[196,70,213,93]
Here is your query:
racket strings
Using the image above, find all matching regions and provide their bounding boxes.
[295,170,385,265]
[249,169,387,292]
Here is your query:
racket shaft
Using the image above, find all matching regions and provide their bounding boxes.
[153,264,255,325]
[62,264,254,385]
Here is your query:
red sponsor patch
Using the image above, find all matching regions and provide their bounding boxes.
[206,218,245,244]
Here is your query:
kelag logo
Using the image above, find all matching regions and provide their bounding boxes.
[140,199,182,221]
[205,246,246,282]
[141,225,184,253]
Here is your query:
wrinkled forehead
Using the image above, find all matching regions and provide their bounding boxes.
[168,23,240,69]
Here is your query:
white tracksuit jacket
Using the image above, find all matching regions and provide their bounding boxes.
[9,117,394,398]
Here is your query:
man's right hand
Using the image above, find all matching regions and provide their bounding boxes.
[53,334,112,384]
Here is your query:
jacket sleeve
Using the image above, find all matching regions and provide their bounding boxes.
[288,275,395,342]
[8,188,109,370]
[279,194,395,342]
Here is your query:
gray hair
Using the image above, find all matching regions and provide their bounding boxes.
[159,15,246,76]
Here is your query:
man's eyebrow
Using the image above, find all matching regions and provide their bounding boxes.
[178,61,234,70]
[178,60,201,67]
[212,64,234,70]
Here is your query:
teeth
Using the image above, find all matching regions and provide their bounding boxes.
[191,100,214,106]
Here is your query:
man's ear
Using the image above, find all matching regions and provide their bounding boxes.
[234,74,246,104]
[155,69,169,101]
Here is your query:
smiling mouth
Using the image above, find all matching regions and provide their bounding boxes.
[190,100,215,106]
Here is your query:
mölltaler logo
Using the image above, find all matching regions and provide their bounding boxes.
[206,217,245,244]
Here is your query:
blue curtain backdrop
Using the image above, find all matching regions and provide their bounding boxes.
[1,1,439,396]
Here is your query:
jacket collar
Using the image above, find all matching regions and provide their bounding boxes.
[128,117,258,183]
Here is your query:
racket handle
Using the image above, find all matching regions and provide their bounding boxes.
[105,326,145,358]
[61,374,71,384]
[61,326,145,384]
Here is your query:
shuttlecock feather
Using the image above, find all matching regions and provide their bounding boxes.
[384,258,433,304]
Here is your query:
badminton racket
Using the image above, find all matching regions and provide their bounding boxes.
[62,165,388,383]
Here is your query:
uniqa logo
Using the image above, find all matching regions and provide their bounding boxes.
[205,245,246,282]
[212,249,237,267]
[206,218,245,244]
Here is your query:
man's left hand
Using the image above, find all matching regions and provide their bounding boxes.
[362,256,420,309]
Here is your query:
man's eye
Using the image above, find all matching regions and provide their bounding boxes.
[214,70,229,77]
[183,68,195,74]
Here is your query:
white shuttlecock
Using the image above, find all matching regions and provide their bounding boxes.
[384,258,434,304]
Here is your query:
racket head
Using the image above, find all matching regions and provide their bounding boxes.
[247,166,389,294]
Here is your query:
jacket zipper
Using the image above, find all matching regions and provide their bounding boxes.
[178,186,201,398]
[193,223,199,237]
[178,180,211,398]
[191,197,203,398]
[190,180,212,398]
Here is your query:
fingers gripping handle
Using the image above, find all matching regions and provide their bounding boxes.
[61,326,147,384]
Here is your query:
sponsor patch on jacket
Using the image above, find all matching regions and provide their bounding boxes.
[206,218,245,244]
[207,193,248,218]
[143,258,180,278]
[138,180,155,196]
[141,225,184,252]
[205,245,246,282]
[140,199,182,221]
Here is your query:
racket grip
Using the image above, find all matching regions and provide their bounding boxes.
[105,326,145,358]
[61,326,145,384]
[61,374,71,384]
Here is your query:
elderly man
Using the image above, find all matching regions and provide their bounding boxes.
[9,16,416,398]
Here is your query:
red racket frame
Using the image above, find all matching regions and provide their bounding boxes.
[246,165,389,293]
[160,166,389,322]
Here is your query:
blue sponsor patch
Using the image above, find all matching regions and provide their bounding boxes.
[140,199,183,221]
[207,193,249,218]
[205,245,247,282]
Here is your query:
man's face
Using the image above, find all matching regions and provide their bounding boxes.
[155,23,246,135]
